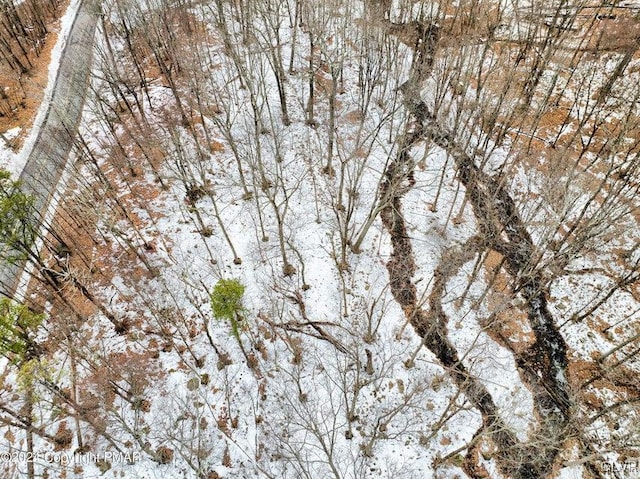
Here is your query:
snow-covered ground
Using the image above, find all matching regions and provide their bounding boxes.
[1,1,640,478]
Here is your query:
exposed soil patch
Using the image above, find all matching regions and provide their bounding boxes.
[481,250,535,352]
[0,0,68,143]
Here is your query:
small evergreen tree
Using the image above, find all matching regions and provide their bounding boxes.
[0,169,37,264]
[0,298,47,479]
[0,298,44,362]
[210,279,245,338]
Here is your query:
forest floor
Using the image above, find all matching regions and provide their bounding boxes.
[0,0,68,148]
[2,2,640,479]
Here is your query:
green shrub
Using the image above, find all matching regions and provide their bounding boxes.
[210,279,245,338]
[0,298,44,362]
[0,169,37,264]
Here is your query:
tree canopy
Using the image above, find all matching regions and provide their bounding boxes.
[0,169,37,264]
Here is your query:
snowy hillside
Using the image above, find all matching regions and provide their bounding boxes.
[1,1,640,478]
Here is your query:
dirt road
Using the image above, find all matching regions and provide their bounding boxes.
[0,0,99,297]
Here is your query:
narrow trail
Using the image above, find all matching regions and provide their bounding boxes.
[379,18,573,478]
